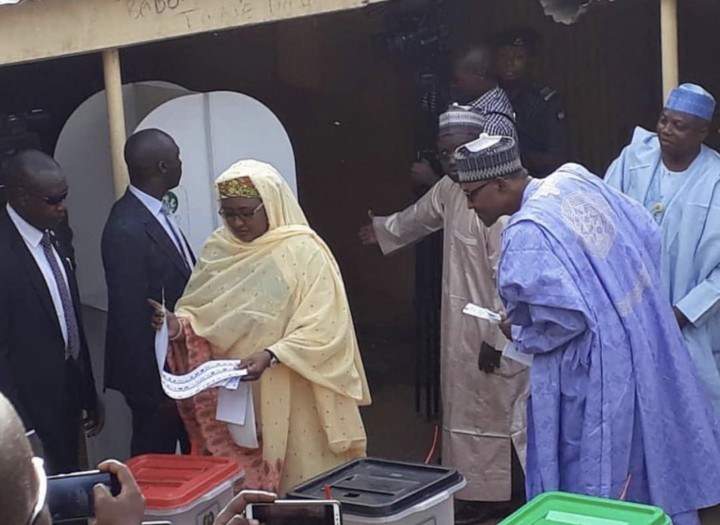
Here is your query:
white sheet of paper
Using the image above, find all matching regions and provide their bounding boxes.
[463,303,503,324]
[502,341,534,367]
[156,322,169,371]
[218,384,259,449]
[216,384,248,425]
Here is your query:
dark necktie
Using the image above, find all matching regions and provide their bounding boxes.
[40,232,80,360]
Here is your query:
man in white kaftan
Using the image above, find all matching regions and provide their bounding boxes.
[606,84,720,413]
[359,107,528,517]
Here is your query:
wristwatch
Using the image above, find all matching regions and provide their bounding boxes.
[264,349,280,368]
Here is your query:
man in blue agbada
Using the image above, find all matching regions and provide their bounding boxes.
[605,84,720,414]
[455,134,720,525]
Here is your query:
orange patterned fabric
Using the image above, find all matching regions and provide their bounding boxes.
[168,321,282,492]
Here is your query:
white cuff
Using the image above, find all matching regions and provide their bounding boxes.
[676,281,720,326]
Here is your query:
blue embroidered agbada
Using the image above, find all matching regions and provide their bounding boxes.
[606,127,720,414]
[499,164,720,525]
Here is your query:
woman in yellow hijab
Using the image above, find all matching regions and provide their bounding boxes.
[158,160,371,493]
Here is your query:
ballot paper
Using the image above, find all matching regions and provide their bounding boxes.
[462,303,503,324]
[502,341,534,367]
[217,385,259,449]
[154,306,258,448]
[218,386,259,449]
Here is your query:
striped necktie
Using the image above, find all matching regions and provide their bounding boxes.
[40,232,80,360]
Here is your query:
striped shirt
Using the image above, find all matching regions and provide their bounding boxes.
[468,86,517,140]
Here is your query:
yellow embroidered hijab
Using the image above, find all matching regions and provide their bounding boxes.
[176,160,370,462]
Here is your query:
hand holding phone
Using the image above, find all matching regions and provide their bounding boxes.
[214,490,277,525]
[93,460,145,525]
[245,500,342,525]
[47,459,144,524]
[47,469,120,523]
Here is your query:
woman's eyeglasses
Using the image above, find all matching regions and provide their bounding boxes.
[218,203,265,221]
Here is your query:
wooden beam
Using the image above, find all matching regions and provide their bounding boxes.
[660,0,679,99]
[102,49,129,198]
[0,0,381,66]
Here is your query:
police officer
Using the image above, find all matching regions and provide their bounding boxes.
[494,28,570,178]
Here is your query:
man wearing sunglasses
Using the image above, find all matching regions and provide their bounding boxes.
[102,129,194,457]
[0,150,102,476]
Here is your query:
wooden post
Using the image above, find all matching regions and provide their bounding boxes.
[102,48,128,198]
[660,0,679,99]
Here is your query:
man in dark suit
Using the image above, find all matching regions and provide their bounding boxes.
[0,150,102,474]
[102,129,194,456]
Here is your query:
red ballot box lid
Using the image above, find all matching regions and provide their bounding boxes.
[127,454,242,509]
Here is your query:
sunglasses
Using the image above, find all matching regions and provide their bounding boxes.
[27,189,69,206]
[218,202,265,221]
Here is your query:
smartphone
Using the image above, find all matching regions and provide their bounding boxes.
[47,469,121,523]
[245,499,342,525]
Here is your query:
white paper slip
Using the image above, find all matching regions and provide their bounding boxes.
[463,303,503,324]
[218,384,259,449]
[502,341,534,367]
[154,314,248,400]
[217,384,249,425]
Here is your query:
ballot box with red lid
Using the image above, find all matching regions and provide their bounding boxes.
[127,454,244,525]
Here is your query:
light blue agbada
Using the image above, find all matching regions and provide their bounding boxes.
[605,127,720,414]
[499,164,720,525]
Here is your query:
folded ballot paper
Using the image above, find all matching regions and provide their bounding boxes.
[462,303,503,324]
[155,310,258,448]
[462,302,533,367]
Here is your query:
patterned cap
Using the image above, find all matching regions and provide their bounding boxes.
[439,104,485,134]
[216,175,261,199]
[455,134,522,182]
[665,83,716,122]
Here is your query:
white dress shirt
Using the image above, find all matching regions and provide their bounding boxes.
[7,204,70,345]
[129,186,193,268]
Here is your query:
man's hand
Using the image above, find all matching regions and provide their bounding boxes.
[148,298,181,338]
[358,210,378,246]
[478,342,501,373]
[673,306,690,330]
[93,460,145,525]
[84,396,106,437]
[410,160,441,188]
[241,351,274,381]
[214,490,277,525]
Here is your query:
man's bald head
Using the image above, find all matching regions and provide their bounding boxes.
[5,150,63,194]
[124,129,182,193]
[452,44,498,102]
[5,150,68,231]
[0,394,40,523]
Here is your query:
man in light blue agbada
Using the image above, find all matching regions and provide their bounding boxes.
[457,134,720,525]
[605,84,720,414]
